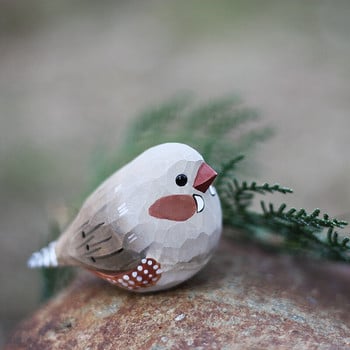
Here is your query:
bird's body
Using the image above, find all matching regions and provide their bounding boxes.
[28,143,222,292]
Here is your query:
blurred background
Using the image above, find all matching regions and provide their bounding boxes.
[1,0,350,345]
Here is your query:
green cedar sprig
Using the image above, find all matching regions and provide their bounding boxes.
[220,175,350,262]
[261,203,347,231]
[88,96,273,191]
[327,227,350,250]
[41,96,350,300]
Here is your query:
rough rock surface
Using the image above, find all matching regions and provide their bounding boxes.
[6,237,350,349]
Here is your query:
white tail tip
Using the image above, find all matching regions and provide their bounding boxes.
[27,241,58,268]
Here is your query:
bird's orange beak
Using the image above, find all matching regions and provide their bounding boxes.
[193,162,217,193]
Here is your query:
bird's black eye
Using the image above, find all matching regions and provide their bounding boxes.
[175,174,188,186]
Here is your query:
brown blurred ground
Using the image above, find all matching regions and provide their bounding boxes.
[6,238,350,349]
[1,0,350,346]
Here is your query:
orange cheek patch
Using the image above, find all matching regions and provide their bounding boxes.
[148,195,196,221]
[90,258,162,290]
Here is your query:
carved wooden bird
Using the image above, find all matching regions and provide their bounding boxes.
[28,143,222,292]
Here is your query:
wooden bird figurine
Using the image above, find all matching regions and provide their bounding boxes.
[28,143,222,292]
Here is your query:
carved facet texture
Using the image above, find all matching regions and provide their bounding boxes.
[28,143,222,292]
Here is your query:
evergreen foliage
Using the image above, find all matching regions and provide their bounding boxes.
[89,96,272,191]
[221,175,350,262]
[41,96,350,299]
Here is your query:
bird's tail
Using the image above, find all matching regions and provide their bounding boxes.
[27,241,58,268]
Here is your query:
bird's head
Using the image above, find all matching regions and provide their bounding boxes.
[112,143,222,286]
[122,143,218,222]
[148,155,217,221]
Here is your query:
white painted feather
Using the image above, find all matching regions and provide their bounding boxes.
[27,241,58,268]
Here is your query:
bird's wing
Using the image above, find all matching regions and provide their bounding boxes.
[69,219,141,272]
[56,194,142,272]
